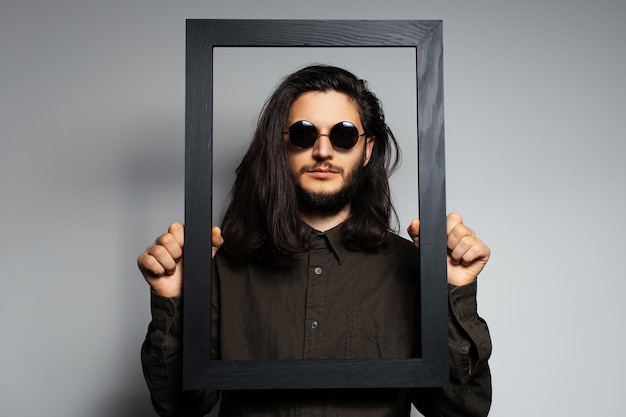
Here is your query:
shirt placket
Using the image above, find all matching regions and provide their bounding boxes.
[303,235,334,360]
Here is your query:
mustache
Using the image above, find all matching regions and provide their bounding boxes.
[297,163,344,175]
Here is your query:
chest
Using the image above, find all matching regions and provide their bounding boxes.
[216,247,420,360]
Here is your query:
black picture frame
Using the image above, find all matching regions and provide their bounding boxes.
[184,19,448,390]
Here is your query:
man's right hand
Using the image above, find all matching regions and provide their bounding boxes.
[137,222,224,298]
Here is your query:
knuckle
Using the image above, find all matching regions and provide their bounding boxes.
[157,233,175,247]
[448,212,462,223]
[460,235,476,249]
[137,253,147,269]
[169,222,184,236]
[141,255,163,275]
[449,226,464,242]
[149,244,168,259]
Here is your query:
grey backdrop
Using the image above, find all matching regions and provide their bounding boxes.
[1,1,625,416]
[213,47,417,227]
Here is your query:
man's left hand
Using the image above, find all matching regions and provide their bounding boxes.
[407,212,490,287]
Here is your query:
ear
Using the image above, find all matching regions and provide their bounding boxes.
[363,137,375,166]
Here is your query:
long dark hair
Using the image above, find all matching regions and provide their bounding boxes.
[220,65,400,266]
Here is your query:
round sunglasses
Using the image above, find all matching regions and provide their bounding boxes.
[284,120,365,150]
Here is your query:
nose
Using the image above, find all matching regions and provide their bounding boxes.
[311,133,334,160]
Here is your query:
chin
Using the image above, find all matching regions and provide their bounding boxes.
[306,188,343,198]
[300,181,343,195]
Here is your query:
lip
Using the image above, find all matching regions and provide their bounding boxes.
[307,169,338,179]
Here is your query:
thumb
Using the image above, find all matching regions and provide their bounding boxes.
[211,226,224,259]
[407,218,420,248]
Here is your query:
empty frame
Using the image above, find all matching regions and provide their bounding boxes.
[184,19,448,390]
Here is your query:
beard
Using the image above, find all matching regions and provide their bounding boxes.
[295,162,365,214]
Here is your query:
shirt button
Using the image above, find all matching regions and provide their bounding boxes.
[460,344,470,353]
[310,320,319,329]
[314,267,322,275]
[453,298,462,307]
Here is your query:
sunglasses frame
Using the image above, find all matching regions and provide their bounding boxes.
[284,120,366,150]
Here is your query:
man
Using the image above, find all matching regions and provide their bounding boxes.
[139,65,492,416]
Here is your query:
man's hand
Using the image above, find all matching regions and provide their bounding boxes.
[407,213,490,287]
[137,223,224,298]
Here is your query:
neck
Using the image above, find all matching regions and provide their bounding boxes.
[298,204,351,232]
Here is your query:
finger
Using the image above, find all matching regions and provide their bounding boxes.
[449,235,489,266]
[212,226,224,247]
[446,212,463,235]
[155,231,184,262]
[407,218,420,238]
[168,222,185,248]
[137,251,167,277]
[465,242,490,266]
[147,243,178,274]
[448,223,476,250]
[212,226,224,258]
[407,218,420,248]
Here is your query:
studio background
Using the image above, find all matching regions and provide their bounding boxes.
[1,1,624,416]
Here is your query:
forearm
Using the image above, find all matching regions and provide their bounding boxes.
[411,281,492,416]
[141,292,219,417]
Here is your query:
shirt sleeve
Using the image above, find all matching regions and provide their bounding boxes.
[141,291,220,417]
[410,280,492,417]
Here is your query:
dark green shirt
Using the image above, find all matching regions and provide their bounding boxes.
[142,226,492,416]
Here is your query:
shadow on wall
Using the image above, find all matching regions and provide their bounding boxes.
[93,393,220,417]
[94,122,223,417]
[93,393,157,417]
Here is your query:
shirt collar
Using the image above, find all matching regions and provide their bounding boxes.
[308,223,348,264]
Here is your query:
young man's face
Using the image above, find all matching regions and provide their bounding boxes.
[284,90,374,212]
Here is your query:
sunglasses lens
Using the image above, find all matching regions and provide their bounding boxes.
[289,120,318,148]
[287,120,361,149]
[330,122,359,149]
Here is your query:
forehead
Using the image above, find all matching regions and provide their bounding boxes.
[287,90,361,126]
